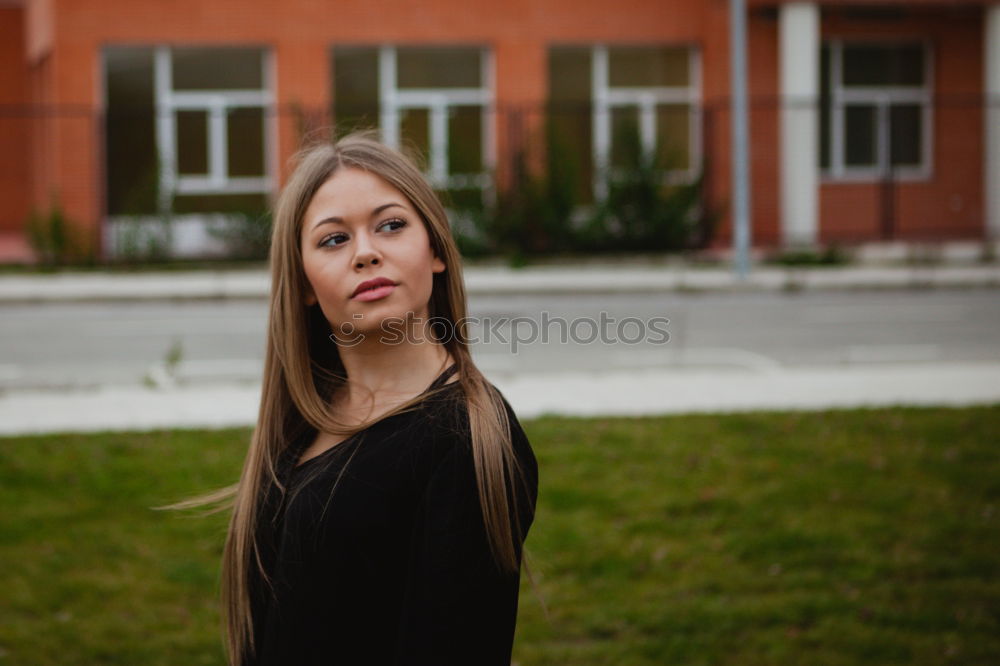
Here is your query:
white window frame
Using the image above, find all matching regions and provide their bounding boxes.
[822,39,934,183]
[591,44,702,200]
[375,45,495,192]
[153,46,275,212]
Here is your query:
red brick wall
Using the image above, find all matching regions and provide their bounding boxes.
[34,0,731,251]
[819,7,985,242]
[0,7,30,233]
[11,0,990,251]
[25,0,53,62]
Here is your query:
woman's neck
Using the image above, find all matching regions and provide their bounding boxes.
[335,336,454,407]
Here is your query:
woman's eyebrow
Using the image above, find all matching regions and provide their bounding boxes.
[311,202,407,230]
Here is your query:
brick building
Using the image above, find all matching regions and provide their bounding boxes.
[0,0,997,259]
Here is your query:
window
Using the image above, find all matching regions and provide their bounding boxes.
[332,45,494,203]
[820,42,931,180]
[105,47,157,216]
[547,45,700,202]
[103,46,273,216]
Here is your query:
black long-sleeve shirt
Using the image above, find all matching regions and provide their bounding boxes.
[245,364,538,665]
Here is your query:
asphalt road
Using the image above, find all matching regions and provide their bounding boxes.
[1,287,998,391]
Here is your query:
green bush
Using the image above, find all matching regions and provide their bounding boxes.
[25,196,96,267]
[493,151,577,255]
[112,213,173,264]
[453,119,580,258]
[581,119,715,253]
[767,244,849,266]
[206,210,273,261]
[451,114,715,259]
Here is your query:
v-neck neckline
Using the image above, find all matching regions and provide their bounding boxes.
[289,363,459,472]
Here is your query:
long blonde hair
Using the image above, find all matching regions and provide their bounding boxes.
[168,130,541,665]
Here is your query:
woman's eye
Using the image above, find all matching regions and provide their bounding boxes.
[319,233,348,248]
[318,219,405,248]
[379,218,407,232]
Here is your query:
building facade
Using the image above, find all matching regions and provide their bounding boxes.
[0,0,997,258]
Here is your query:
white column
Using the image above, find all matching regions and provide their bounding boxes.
[153,47,175,216]
[379,46,399,149]
[592,45,610,201]
[779,2,820,248]
[986,4,1000,240]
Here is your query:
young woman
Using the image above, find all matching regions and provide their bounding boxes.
[221,132,538,665]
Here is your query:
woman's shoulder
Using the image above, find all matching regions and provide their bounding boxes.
[417,377,503,435]
[415,379,535,470]
[406,380,470,463]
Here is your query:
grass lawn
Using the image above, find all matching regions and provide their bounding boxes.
[1,405,998,665]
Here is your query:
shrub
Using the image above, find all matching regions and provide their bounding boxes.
[581,119,715,253]
[25,196,96,267]
[767,244,849,266]
[457,119,580,258]
[206,211,273,261]
[448,112,716,259]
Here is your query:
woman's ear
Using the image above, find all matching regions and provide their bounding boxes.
[430,244,446,274]
[304,284,318,306]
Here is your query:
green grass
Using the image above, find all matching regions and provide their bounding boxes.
[1,406,998,665]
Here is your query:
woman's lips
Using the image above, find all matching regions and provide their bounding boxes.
[352,284,396,302]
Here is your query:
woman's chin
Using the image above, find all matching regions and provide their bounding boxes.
[327,308,432,345]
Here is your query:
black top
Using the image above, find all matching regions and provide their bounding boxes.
[245,364,539,665]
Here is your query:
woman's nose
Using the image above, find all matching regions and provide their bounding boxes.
[352,232,382,269]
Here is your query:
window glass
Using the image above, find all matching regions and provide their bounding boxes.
[844,104,877,167]
[819,45,831,169]
[842,44,924,86]
[656,104,690,169]
[545,107,593,204]
[331,46,491,193]
[889,104,922,167]
[106,47,155,108]
[172,47,264,90]
[333,47,380,133]
[442,188,483,211]
[173,193,268,214]
[227,107,265,177]
[397,47,481,88]
[400,107,430,165]
[822,41,928,176]
[448,106,482,175]
[547,44,696,201]
[608,46,689,88]
[105,47,158,215]
[547,46,594,201]
[549,47,592,104]
[610,106,641,168]
[105,44,271,224]
[176,110,209,175]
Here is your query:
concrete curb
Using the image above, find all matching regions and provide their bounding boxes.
[1,264,998,304]
[1,361,998,436]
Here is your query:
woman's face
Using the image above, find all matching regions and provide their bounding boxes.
[299,167,446,341]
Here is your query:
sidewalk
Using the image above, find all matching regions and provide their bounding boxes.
[1,361,998,436]
[2,244,998,435]
[1,261,999,303]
